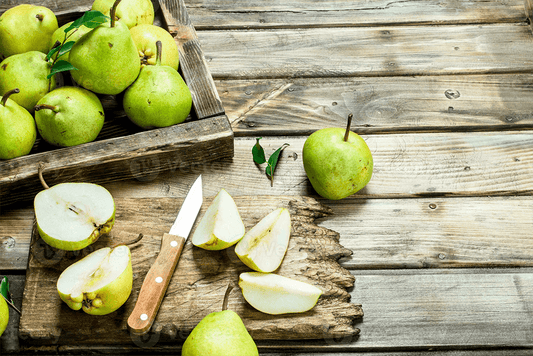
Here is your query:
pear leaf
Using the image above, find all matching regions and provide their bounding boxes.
[65,10,109,33]
[266,143,289,186]
[0,276,11,303]
[46,43,61,61]
[48,60,78,79]
[252,137,267,164]
[57,41,76,59]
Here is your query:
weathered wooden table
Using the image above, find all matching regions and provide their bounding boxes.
[2,0,533,354]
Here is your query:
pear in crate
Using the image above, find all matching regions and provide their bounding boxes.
[234,207,291,273]
[57,245,132,315]
[130,24,180,70]
[0,4,58,58]
[239,272,322,315]
[192,189,245,250]
[92,0,154,29]
[0,89,37,160]
[49,22,93,61]
[123,40,192,129]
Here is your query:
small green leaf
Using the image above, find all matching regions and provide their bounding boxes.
[1,276,11,302]
[266,143,289,186]
[252,137,267,164]
[47,60,78,79]
[46,44,61,61]
[65,10,109,33]
[57,41,76,58]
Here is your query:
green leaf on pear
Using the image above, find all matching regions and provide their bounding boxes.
[252,137,267,164]
[0,277,10,302]
[48,60,78,79]
[46,43,61,62]
[65,10,109,33]
[266,143,289,186]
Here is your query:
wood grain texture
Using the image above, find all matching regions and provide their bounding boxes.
[19,196,361,344]
[184,0,527,29]
[0,0,92,23]
[197,23,533,79]
[217,75,533,136]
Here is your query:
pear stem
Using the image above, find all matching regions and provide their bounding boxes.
[343,113,353,142]
[34,104,60,113]
[36,13,44,22]
[38,162,50,190]
[1,88,19,107]
[155,40,162,66]
[110,0,122,28]
[1,294,21,315]
[222,283,235,311]
[111,233,144,249]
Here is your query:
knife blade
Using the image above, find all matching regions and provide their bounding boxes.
[127,175,203,335]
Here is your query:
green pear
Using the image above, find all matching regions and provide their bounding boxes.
[92,0,154,29]
[0,51,58,112]
[0,4,58,59]
[302,114,373,200]
[130,24,180,70]
[182,284,259,356]
[34,177,116,251]
[0,294,8,337]
[34,86,105,147]
[57,245,132,315]
[69,0,141,95]
[49,22,93,61]
[0,89,37,160]
[123,41,192,129]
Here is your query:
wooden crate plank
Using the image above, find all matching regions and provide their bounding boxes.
[0,115,233,209]
[217,75,533,136]
[0,0,92,23]
[185,0,527,29]
[159,0,226,119]
[196,23,533,79]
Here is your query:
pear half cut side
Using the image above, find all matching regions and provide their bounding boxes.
[57,245,132,315]
[34,183,115,251]
[234,207,291,272]
[239,272,322,315]
[191,189,245,250]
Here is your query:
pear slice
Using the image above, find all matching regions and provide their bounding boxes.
[34,182,115,251]
[239,272,322,315]
[191,189,245,250]
[234,207,291,272]
[57,245,132,315]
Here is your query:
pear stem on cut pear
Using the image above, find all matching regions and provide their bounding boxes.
[343,113,353,142]
[222,283,235,311]
[38,162,50,190]
[111,233,144,249]
[34,104,60,113]
[1,88,20,107]
[110,0,122,28]
[156,41,162,66]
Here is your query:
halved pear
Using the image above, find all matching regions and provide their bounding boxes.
[192,189,245,250]
[239,272,322,315]
[34,183,115,251]
[57,245,132,315]
[234,207,291,272]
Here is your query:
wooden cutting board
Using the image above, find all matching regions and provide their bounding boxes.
[19,195,362,346]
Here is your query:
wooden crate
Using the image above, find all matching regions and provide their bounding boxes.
[0,0,234,208]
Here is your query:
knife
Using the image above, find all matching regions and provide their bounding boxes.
[127,175,203,335]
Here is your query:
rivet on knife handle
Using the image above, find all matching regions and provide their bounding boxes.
[127,233,186,334]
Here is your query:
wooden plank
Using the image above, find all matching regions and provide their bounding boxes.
[0,0,92,23]
[217,75,533,136]
[19,196,361,344]
[0,114,233,209]
[185,0,527,29]
[196,23,533,79]
[160,0,226,119]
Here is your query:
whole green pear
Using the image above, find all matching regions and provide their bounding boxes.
[0,89,37,160]
[123,41,192,129]
[69,1,141,95]
[49,22,93,61]
[0,51,58,112]
[34,87,105,147]
[0,294,8,337]
[181,284,258,356]
[302,114,373,200]
[130,24,180,70]
[92,0,154,29]
[0,4,58,59]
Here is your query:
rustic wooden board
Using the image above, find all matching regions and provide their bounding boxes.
[217,75,533,136]
[184,0,527,29]
[196,23,533,79]
[18,195,361,345]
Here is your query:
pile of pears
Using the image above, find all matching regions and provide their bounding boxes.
[0,0,192,160]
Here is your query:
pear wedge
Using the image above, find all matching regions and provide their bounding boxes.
[34,182,115,251]
[239,272,322,315]
[191,189,245,250]
[57,245,132,315]
[234,207,291,272]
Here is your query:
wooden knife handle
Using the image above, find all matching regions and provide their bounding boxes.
[127,233,186,335]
